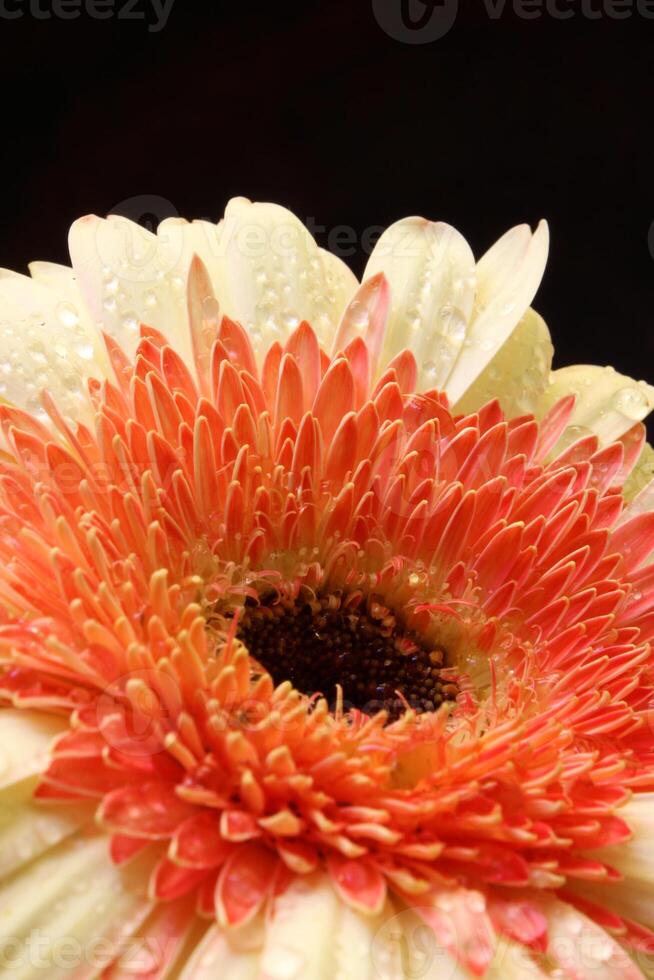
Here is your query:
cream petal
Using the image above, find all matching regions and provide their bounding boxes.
[335,901,398,980]
[205,198,358,358]
[28,261,85,306]
[540,899,643,979]
[538,364,654,444]
[0,710,66,790]
[0,274,108,424]
[68,213,196,363]
[363,217,476,390]
[0,711,91,892]
[0,832,151,980]
[0,778,88,881]
[623,443,654,503]
[453,308,553,417]
[103,901,200,979]
[590,794,654,885]
[180,876,475,979]
[487,938,549,978]
[258,873,340,980]
[564,795,654,935]
[176,925,259,979]
[165,210,348,379]
[67,201,358,369]
[575,877,654,933]
[444,220,549,404]
[319,247,360,335]
[370,903,474,979]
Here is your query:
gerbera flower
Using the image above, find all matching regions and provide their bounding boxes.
[2,197,654,978]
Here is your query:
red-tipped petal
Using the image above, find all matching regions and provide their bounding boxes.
[327,856,387,915]
[215,844,279,928]
[99,782,195,839]
[170,812,233,869]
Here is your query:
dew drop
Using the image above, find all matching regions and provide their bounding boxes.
[477,337,496,353]
[465,892,486,913]
[35,818,63,845]
[260,945,306,980]
[75,341,94,361]
[348,301,369,330]
[201,296,220,323]
[281,311,299,330]
[613,386,648,418]
[28,343,48,367]
[56,302,80,329]
[439,305,466,343]
[593,940,614,963]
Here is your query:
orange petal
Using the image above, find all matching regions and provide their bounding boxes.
[215,844,279,928]
[327,855,386,915]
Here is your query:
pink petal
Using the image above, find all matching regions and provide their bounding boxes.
[327,855,387,915]
[170,812,233,869]
[99,782,195,839]
[149,857,209,901]
[332,272,390,375]
[215,844,279,928]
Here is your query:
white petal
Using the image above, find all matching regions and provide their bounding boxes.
[0,832,151,980]
[104,902,201,979]
[369,902,474,979]
[571,796,654,928]
[590,794,654,885]
[176,925,259,979]
[67,200,358,368]
[259,873,340,980]
[207,198,358,358]
[0,779,87,880]
[453,308,553,417]
[68,213,194,361]
[538,364,654,444]
[0,274,108,424]
[444,220,549,404]
[541,898,642,979]
[363,217,476,389]
[487,938,549,978]
[0,711,89,889]
[0,710,66,790]
[623,443,654,503]
[28,261,85,307]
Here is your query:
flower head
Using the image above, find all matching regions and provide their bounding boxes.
[2,199,654,977]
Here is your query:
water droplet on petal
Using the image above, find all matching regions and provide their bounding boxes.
[260,945,305,980]
[348,301,369,330]
[56,302,80,329]
[613,386,648,418]
[75,341,94,361]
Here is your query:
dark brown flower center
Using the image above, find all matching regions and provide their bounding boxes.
[237,592,457,719]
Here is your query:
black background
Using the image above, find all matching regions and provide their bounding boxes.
[0,0,652,391]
